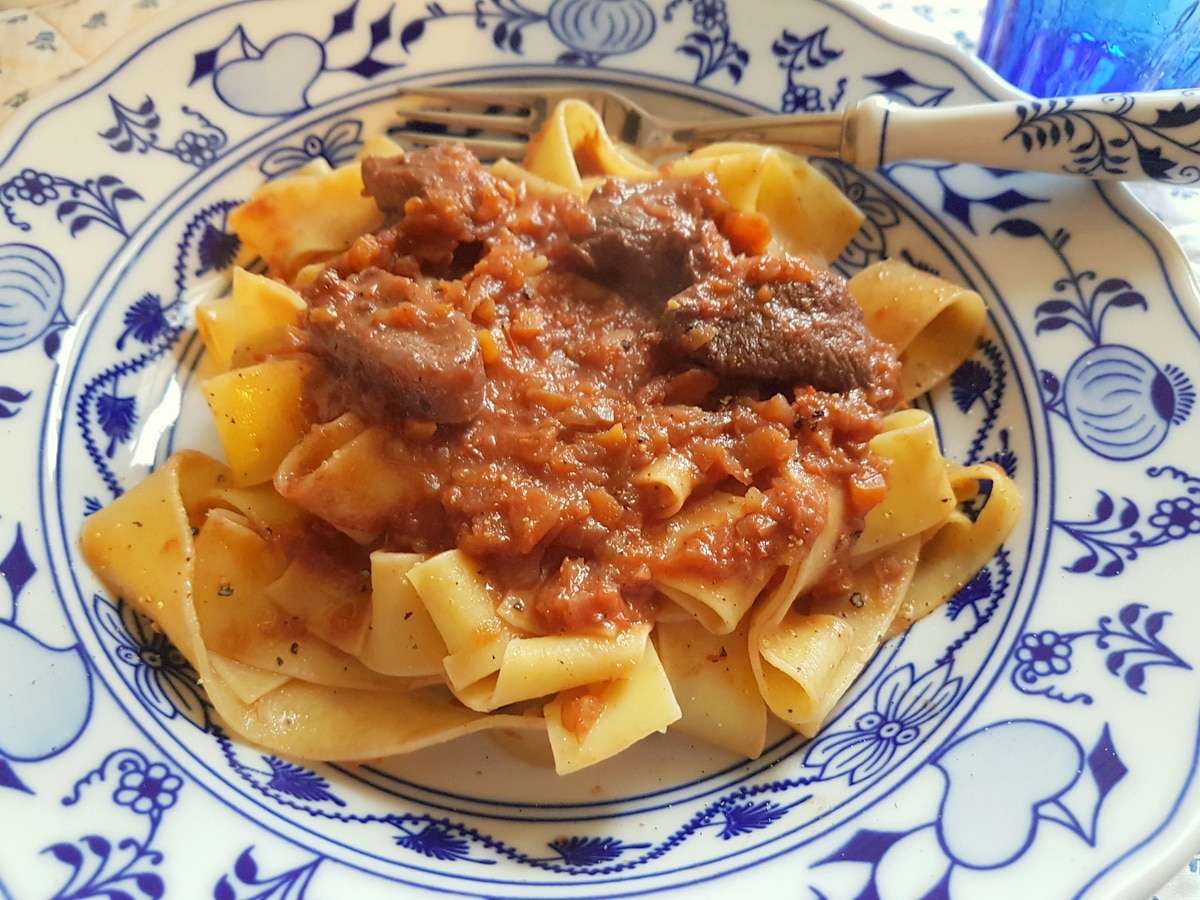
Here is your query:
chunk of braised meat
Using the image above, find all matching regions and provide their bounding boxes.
[303,266,486,424]
[572,177,733,306]
[660,254,901,404]
[360,145,517,277]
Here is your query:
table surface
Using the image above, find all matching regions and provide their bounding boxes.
[1,0,1198,896]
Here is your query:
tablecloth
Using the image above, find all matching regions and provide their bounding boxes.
[1,0,1198,896]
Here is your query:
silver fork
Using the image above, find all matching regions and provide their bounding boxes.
[392,85,1200,183]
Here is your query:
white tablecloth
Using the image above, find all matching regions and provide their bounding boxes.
[1,0,1198,895]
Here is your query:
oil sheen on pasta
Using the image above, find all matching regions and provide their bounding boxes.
[288,144,901,636]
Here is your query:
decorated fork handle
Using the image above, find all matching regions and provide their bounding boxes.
[848,90,1200,183]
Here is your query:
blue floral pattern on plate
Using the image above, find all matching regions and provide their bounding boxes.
[1,0,1199,896]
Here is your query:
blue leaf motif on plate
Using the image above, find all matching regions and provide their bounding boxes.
[101,96,228,168]
[0,385,32,418]
[1010,601,1191,704]
[390,820,495,864]
[995,217,1194,460]
[194,3,432,115]
[0,169,141,236]
[893,163,1048,235]
[95,387,138,458]
[714,800,790,839]
[49,749,181,900]
[261,757,342,805]
[547,836,652,866]
[1055,464,1200,576]
[214,847,322,900]
[772,27,845,112]
[665,0,749,84]
[117,293,172,350]
[1002,95,1200,184]
[1,523,36,607]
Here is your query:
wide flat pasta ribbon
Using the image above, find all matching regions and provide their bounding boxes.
[81,453,542,762]
[848,258,988,400]
[81,99,1025,772]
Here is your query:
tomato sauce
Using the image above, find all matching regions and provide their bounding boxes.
[291,146,901,635]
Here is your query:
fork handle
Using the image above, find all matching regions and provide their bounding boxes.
[851,89,1200,182]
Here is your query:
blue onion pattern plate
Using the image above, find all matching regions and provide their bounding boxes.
[3,0,1200,896]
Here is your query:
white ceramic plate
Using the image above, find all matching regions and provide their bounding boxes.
[3,0,1200,896]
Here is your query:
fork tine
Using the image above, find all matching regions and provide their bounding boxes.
[400,86,548,113]
[396,131,529,160]
[395,107,532,135]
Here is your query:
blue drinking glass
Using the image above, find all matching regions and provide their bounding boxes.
[978,0,1200,96]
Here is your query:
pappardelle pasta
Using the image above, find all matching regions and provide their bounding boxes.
[81,100,1019,774]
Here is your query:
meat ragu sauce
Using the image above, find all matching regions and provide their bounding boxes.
[289,145,902,636]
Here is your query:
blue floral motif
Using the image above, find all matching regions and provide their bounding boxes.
[27,29,56,51]
[113,761,183,815]
[1014,630,1074,677]
[101,96,228,168]
[1003,95,1200,184]
[5,168,57,204]
[1010,602,1191,704]
[1150,494,1200,538]
[47,749,179,900]
[772,27,845,113]
[665,0,748,84]
[94,595,215,729]
[951,359,993,413]
[0,168,142,236]
[802,664,960,784]
[261,120,364,177]
[995,216,1195,461]
[214,848,323,900]
[1056,465,1200,576]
